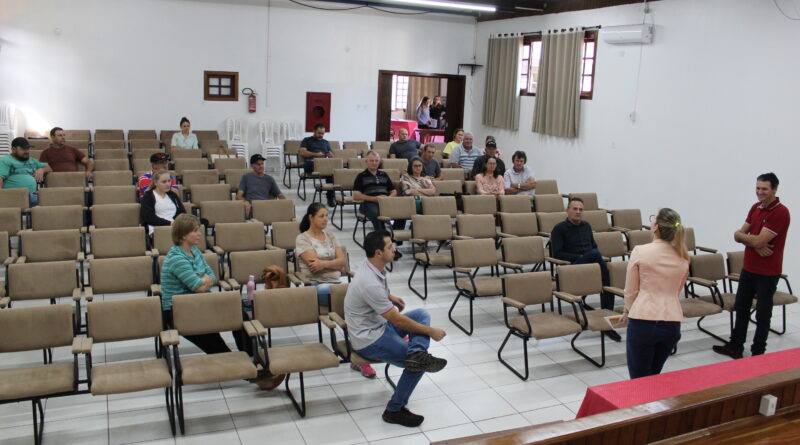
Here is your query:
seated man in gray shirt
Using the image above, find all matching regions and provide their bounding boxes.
[236,154,286,217]
[344,230,448,427]
[389,128,421,161]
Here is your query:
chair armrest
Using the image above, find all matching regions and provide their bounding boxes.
[687,277,716,288]
[537,231,551,237]
[228,278,241,290]
[212,246,225,255]
[219,280,232,291]
[377,216,391,222]
[291,271,312,286]
[498,261,522,270]
[781,273,788,279]
[697,246,718,253]
[602,256,610,262]
[610,226,630,233]
[319,315,336,329]
[160,330,180,346]
[553,291,581,303]
[77,252,85,262]
[86,254,95,261]
[453,235,473,240]
[150,284,161,296]
[409,238,426,244]
[243,320,263,337]
[72,337,93,354]
[74,287,85,302]
[501,297,525,309]
[727,273,740,282]
[603,286,625,297]
[329,312,347,328]
[453,267,472,274]
[246,319,267,336]
[288,273,304,286]
[15,256,27,264]
[149,249,160,257]
[545,256,570,266]
[497,232,516,238]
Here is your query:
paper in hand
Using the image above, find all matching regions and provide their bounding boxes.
[605,315,628,329]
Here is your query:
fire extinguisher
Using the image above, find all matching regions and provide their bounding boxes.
[242,88,256,113]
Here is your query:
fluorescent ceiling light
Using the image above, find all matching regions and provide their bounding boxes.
[387,0,497,13]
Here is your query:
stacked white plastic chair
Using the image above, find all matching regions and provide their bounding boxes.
[259,121,283,173]
[0,104,15,156]
[226,118,248,159]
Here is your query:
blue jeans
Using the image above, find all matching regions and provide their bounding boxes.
[730,270,780,354]
[30,192,39,207]
[312,282,333,307]
[626,318,681,379]
[355,308,430,411]
[573,248,613,310]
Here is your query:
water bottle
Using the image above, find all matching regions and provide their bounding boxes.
[246,275,255,305]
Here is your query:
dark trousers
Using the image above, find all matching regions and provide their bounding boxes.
[359,201,406,233]
[730,270,779,354]
[573,248,614,310]
[626,318,681,379]
[304,160,334,202]
[163,309,252,356]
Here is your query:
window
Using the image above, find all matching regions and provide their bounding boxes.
[204,71,238,101]
[391,75,409,110]
[519,30,598,100]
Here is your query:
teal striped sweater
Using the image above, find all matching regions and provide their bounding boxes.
[160,245,216,310]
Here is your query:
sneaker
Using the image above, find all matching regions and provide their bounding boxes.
[712,343,743,359]
[402,351,447,373]
[382,407,424,427]
[606,330,622,342]
[350,363,376,378]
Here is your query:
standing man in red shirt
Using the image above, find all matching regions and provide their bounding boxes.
[714,173,790,359]
[40,127,94,179]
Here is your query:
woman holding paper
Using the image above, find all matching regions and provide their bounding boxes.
[622,208,690,379]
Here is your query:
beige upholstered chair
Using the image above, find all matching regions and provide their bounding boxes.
[331,148,358,163]
[93,170,134,186]
[17,229,84,282]
[92,185,137,205]
[93,148,127,160]
[89,203,140,229]
[371,141,391,152]
[128,129,158,140]
[347,158,366,170]
[95,129,124,140]
[45,172,87,188]
[199,201,246,229]
[37,187,85,207]
[5,260,83,332]
[190,184,231,206]
[0,208,23,236]
[160,130,177,147]
[455,214,497,240]
[583,210,612,232]
[462,194,497,215]
[593,231,628,261]
[408,215,454,300]
[328,169,361,230]
[174,158,210,176]
[0,304,81,445]
[156,252,227,294]
[567,193,602,211]
[153,225,209,256]
[534,179,559,195]
[65,129,91,141]
[211,222,270,263]
[252,199,296,228]
[170,148,203,159]
[381,158,408,171]
[684,227,718,254]
[533,194,565,213]
[181,169,219,193]
[686,253,739,342]
[440,168,466,182]
[343,141,369,157]
[212,157,246,176]
[498,195,533,213]
[250,286,340,416]
[536,212,566,237]
[610,209,647,232]
[224,168,250,193]
[433,180,462,196]
[85,256,157,300]
[88,227,153,259]
[499,212,539,238]
[201,140,236,158]
[131,148,164,160]
[94,159,131,172]
[422,196,458,218]
[497,271,582,380]
[226,249,288,292]
[282,140,303,188]
[0,231,17,296]
[268,221,300,272]
[92,140,125,150]
[450,237,502,334]
[31,205,86,232]
[0,188,31,212]
[625,229,653,254]
[499,236,546,273]
[378,196,415,243]
[306,157,343,202]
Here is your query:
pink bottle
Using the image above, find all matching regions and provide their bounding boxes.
[246,274,255,305]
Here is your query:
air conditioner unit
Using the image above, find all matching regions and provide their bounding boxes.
[601,24,654,44]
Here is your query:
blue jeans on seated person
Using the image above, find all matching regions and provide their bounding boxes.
[626,318,681,379]
[30,192,39,207]
[355,308,430,411]
[573,248,613,310]
[359,201,407,233]
[312,282,333,307]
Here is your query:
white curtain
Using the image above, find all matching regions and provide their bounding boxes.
[482,35,521,130]
[532,30,583,138]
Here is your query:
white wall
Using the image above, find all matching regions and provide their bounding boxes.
[472,0,800,277]
[0,0,476,142]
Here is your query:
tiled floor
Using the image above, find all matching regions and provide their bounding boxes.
[2,173,800,444]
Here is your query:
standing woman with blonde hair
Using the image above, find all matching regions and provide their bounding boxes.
[622,208,690,378]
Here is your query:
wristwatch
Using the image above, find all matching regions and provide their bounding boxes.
[516,184,520,190]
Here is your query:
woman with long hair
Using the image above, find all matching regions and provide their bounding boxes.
[429,95,445,129]
[170,116,198,150]
[474,157,505,195]
[400,157,436,212]
[443,128,464,159]
[140,169,186,235]
[415,96,432,129]
[623,208,690,379]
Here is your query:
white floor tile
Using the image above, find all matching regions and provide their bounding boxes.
[294,412,366,445]
[331,378,394,411]
[494,380,561,412]
[348,406,421,442]
[367,433,430,445]
[536,374,588,404]
[521,404,575,426]
[427,365,488,394]
[407,395,471,432]
[448,388,516,422]
[423,423,482,443]
[474,413,531,434]
[108,406,174,444]
[175,429,239,445]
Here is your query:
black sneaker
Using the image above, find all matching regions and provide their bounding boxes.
[712,343,743,359]
[393,250,403,261]
[606,330,622,342]
[327,197,337,208]
[402,351,447,373]
[382,407,424,427]
[751,350,765,357]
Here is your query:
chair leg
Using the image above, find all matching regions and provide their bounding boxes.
[331,202,342,230]
[297,176,307,201]
[448,291,474,335]
[384,364,396,390]
[407,261,428,300]
[497,330,529,380]
[571,331,606,368]
[284,373,307,417]
[696,316,728,343]
[164,385,176,436]
[352,218,364,248]
[175,382,186,435]
[750,306,789,335]
[31,399,45,445]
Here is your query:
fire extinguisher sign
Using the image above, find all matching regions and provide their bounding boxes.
[242,88,256,113]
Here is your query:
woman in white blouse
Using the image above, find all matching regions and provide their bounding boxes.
[140,170,186,235]
[170,117,199,150]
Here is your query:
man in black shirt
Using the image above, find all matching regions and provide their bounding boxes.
[300,123,335,206]
[471,141,505,179]
[551,197,621,342]
[353,152,406,259]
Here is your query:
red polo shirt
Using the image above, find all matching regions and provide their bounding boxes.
[743,198,790,276]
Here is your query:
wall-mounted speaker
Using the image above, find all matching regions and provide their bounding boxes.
[305,92,331,133]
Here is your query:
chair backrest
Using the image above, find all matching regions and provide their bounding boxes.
[607,261,628,289]
[500,212,539,237]
[200,139,229,156]
[371,141,391,152]
[463,181,477,195]
[45,171,86,188]
[343,141,369,156]
[96,129,124,140]
[329,283,349,315]
[270,221,300,250]
[328,141,341,151]
[89,256,154,294]
[175,158,210,175]
[501,236,545,266]
[727,251,744,276]
[91,203,140,228]
[569,193,600,211]
[93,170,134,186]
[440,168,466,182]
[214,222,265,252]
[332,148,358,161]
[684,227,697,251]
[611,209,644,231]
[422,196,458,217]
[0,231,10,263]
[191,184,231,205]
[172,291,243,336]
[593,231,627,259]
[382,168,401,184]
[690,253,725,282]
[504,271,553,306]
[498,195,533,213]
[535,179,559,195]
[94,159,131,172]
[212,157,246,175]
[90,227,148,258]
[224,168,250,191]
[0,304,74,352]
[87,297,163,343]
[626,230,654,251]
[195,130,220,141]
[92,185,137,205]
[31,205,84,231]
[0,208,22,235]
[228,249,288,284]
[284,140,301,155]
[378,196,416,220]
[452,238,498,268]
[411,214,453,241]
[128,130,158,140]
[462,194,497,215]
[456,214,496,239]
[583,210,611,232]
[0,188,30,210]
[65,129,91,141]
[19,229,82,262]
[433,180,462,196]
[537,212,566,236]
[8,260,77,300]
[252,199,295,225]
[200,201,246,226]
[153,225,208,254]
[131,148,164,159]
[171,148,203,159]
[27,139,51,150]
[381,159,408,171]
[313,158,344,176]
[129,139,161,151]
[347,158,366,170]
[329,169,357,191]
[253,286,319,328]
[534,194,565,213]
[557,263,603,296]
[93,140,126,150]
[94,149,128,160]
[160,130,177,145]
[181,169,219,190]
[38,187,85,207]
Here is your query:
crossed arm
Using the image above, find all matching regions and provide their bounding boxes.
[734,223,776,256]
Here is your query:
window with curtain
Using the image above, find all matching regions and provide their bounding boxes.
[391,75,409,110]
[519,30,598,99]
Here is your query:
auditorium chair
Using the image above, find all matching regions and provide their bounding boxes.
[327,141,341,151]
[225,248,288,292]
[212,157,246,177]
[380,158,408,171]
[0,188,31,212]
[65,129,90,141]
[499,236,547,274]
[45,171,87,188]
[85,256,157,301]
[0,208,22,237]
[449,237,503,335]
[610,209,648,232]
[371,141,391,153]
[328,168,361,230]
[30,149,44,159]
[129,139,162,150]
[456,213,498,241]
[343,141,369,157]
[189,184,231,207]
[497,271,583,380]
[30,205,86,232]
[174,158,210,176]
[268,220,300,272]
[282,140,303,188]
[422,195,458,218]
[433,180,462,196]
[92,185,138,205]
[535,179,559,195]
[408,214,454,300]
[224,168,249,193]
[93,170,135,187]
[211,221,271,264]
[534,194,565,213]
[180,169,219,195]
[583,209,612,232]
[251,199,296,230]
[170,148,203,160]
[131,148,164,160]
[89,203,140,229]
[88,227,154,259]
[92,140,125,151]
[625,229,654,254]
[331,148,359,164]
[193,130,219,141]
[536,211,567,238]
[685,253,735,342]
[132,158,154,175]
[128,130,158,140]
[463,180,477,195]
[95,129,124,141]
[26,139,51,150]
[462,194,497,215]
[94,159,130,172]
[593,231,628,261]
[93,148,128,161]
[346,157,366,170]
[498,212,539,238]
[159,130,177,147]
[498,194,534,213]
[0,304,83,445]
[566,193,603,211]
[378,196,415,244]
[382,168,402,184]
[250,286,340,417]
[197,200,247,229]
[684,227,718,254]
[17,229,85,282]
[309,158,344,203]
[4,260,83,332]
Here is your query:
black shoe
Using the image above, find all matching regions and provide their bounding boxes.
[327,198,337,208]
[402,351,447,373]
[751,350,765,357]
[382,407,424,427]
[712,343,743,359]
[606,330,622,342]
[393,250,403,261]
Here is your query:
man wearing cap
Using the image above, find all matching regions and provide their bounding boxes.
[40,127,94,179]
[138,152,178,197]
[0,138,52,206]
[237,154,286,217]
[470,140,505,179]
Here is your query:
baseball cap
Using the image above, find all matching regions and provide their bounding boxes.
[150,153,170,163]
[11,137,30,149]
[250,154,266,164]
[486,141,497,148]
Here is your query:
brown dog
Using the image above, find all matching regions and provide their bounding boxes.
[261,265,289,289]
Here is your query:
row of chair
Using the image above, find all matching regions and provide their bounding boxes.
[26,129,220,143]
